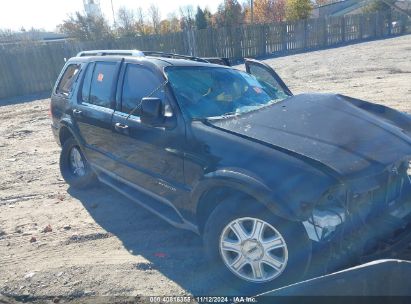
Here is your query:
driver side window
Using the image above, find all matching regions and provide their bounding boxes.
[121,64,167,116]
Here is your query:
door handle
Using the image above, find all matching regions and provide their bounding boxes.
[72,109,82,117]
[114,122,129,132]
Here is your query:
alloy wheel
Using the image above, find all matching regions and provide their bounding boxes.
[219,217,288,283]
[69,146,86,177]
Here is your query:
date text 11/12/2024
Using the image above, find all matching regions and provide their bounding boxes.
[149,296,257,303]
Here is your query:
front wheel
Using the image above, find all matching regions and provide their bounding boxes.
[203,199,312,293]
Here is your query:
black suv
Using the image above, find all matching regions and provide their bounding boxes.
[51,50,411,291]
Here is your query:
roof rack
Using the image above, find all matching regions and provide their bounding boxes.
[76,49,215,64]
[76,50,145,57]
[142,51,209,63]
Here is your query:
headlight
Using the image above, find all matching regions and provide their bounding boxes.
[303,208,345,242]
[303,184,347,242]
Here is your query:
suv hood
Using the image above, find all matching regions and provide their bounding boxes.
[207,93,411,178]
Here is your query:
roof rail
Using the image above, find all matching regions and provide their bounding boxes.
[75,49,217,64]
[76,50,145,57]
[142,51,209,63]
[202,57,231,67]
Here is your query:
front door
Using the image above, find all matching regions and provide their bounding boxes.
[245,59,293,96]
[110,62,186,203]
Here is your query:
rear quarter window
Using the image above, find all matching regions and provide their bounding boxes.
[55,64,81,96]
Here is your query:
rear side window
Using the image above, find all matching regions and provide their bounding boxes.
[56,64,80,96]
[121,64,164,115]
[83,62,117,108]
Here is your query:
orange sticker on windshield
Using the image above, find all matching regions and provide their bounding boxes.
[97,73,104,82]
[253,86,262,94]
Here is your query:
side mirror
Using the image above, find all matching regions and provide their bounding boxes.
[140,97,164,126]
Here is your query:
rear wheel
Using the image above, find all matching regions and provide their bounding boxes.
[203,198,312,293]
[60,137,97,189]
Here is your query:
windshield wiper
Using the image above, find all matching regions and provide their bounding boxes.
[206,111,239,120]
[205,98,285,120]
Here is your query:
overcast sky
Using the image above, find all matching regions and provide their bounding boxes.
[0,0,223,31]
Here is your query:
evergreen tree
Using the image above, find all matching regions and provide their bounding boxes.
[195,6,208,29]
[215,0,243,27]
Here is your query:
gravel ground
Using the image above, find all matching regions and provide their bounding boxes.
[1,35,411,302]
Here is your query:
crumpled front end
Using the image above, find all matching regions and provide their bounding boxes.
[303,157,411,270]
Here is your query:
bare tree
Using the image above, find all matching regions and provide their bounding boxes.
[58,12,113,41]
[179,5,195,29]
[148,4,161,34]
[0,29,14,42]
[135,7,144,35]
[117,7,136,37]
[167,12,181,32]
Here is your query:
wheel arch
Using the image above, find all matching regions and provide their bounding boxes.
[59,125,74,146]
[193,169,293,234]
[58,120,84,147]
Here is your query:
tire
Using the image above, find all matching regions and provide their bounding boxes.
[203,197,312,294]
[59,137,97,189]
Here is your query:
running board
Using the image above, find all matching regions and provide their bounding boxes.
[94,167,199,234]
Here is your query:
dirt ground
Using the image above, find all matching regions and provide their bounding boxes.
[1,35,411,302]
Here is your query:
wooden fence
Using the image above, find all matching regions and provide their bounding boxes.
[0,10,410,100]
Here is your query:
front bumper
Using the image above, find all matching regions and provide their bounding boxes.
[360,219,411,262]
[311,195,411,272]
[360,197,411,261]
[305,158,411,243]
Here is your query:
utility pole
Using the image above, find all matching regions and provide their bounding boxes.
[111,0,116,25]
[251,0,254,24]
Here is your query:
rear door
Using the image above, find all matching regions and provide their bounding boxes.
[245,59,292,96]
[52,62,81,122]
[73,59,121,171]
